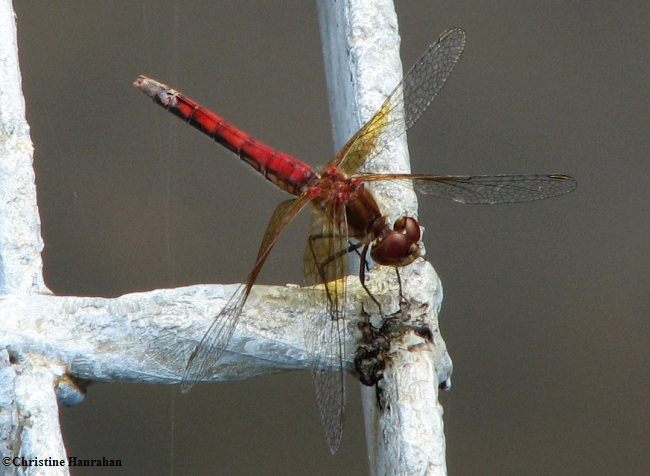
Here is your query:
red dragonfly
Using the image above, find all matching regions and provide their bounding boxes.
[135,28,575,452]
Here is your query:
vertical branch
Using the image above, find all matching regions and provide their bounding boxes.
[0,2,68,473]
[0,0,47,295]
[317,1,450,475]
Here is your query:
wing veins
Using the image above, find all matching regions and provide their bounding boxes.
[181,195,311,392]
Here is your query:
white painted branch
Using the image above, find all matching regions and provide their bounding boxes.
[0,0,46,297]
[317,1,450,475]
[2,282,374,384]
[0,2,67,474]
[7,351,69,476]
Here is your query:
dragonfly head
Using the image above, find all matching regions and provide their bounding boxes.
[370,216,421,267]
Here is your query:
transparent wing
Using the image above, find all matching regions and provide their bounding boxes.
[333,28,466,174]
[181,196,310,392]
[303,202,351,453]
[357,173,577,204]
[180,283,247,392]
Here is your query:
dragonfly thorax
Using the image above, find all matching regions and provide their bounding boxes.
[307,168,383,239]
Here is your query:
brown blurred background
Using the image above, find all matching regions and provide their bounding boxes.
[13,1,648,475]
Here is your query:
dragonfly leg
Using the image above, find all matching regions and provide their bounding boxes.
[394,268,410,312]
[308,233,364,263]
[359,243,384,315]
[307,232,385,315]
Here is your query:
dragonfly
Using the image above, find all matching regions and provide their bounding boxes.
[135,28,576,453]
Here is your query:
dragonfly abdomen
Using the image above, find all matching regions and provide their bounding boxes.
[135,76,316,196]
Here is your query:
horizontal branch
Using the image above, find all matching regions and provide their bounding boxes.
[2,267,449,389]
[2,265,448,388]
[3,284,312,384]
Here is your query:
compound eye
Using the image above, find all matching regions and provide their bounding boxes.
[371,232,411,265]
[394,216,421,243]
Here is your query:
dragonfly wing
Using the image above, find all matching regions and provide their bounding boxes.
[303,202,350,453]
[181,196,310,392]
[181,283,248,392]
[358,173,577,204]
[335,28,466,174]
[253,195,312,266]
